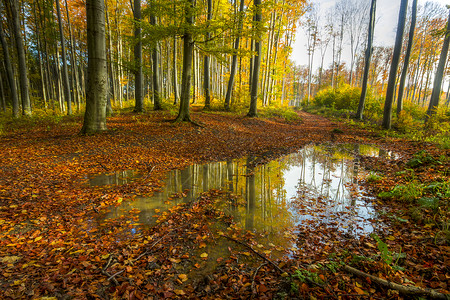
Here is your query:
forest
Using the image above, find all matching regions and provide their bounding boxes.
[0,0,449,298]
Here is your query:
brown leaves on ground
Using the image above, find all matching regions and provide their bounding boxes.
[0,109,448,299]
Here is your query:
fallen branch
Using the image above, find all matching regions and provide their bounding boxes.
[343,265,450,300]
[220,234,284,274]
[251,263,267,299]
[132,234,168,263]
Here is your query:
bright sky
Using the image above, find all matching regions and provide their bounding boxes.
[291,0,450,67]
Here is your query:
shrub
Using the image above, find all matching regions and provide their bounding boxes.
[313,84,361,111]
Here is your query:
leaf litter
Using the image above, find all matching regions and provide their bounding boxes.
[0,109,448,299]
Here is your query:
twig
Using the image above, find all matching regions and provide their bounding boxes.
[132,233,169,263]
[220,234,284,274]
[101,255,119,285]
[251,263,267,299]
[343,265,450,300]
[108,269,125,281]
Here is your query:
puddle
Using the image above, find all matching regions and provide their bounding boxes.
[88,170,141,186]
[96,144,393,240]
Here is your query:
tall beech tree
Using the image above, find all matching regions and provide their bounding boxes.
[382,0,408,130]
[356,0,376,120]
[150,0,162,110]
[56,0,72,115]
[133,0,144,112]
[0,16,19,117]
[247,0,262,117]
[174,0,194,122]
[5,0,32,116]
[81,0,108,134]
[397,0,418,115]
[203,0,212,110]
[427,7,450,117]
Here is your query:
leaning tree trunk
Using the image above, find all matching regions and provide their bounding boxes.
[0,18,19,117]
[382,0,408,129]
[247,0,262,117]
[397,0,417,115]
[224,0,245,111]
[133,0,144,112]
[56,0,72,115]
[7,0,32,116]
[426,8,450,118]
[174,0,194,122]
[81,0,108,134]
[356,0,376,120]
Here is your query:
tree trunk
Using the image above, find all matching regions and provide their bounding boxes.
[397,0,417,115]
[175,0,194,122]
[247,0,262,117]
[173,34,179,105]
[0,63,6,112]
[203,0,212,109]
[356,0,376,120]
[7,0,32,115]
[150,0,162,110]
[56,0,72,115]
[0,17,19,117]
[426,8,450,118]
[382,0,408,129]
[81,0,108,134]
[224,0,245,110]
[133,0,144,112]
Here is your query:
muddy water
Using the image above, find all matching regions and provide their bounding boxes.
[92,144,394,242]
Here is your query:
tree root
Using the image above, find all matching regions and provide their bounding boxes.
[343,265,450,299]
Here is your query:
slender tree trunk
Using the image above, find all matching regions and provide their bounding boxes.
[133,0,144,112]
[426,8,450,117]
[150,1,162,110]
[56,0,72,115]
[0,18,19,117]
[0,68,5,112]
[224,0,245,110]
[203,0,212,109]
[175,0,194,122]
[105,2,116,111]
[7,0,31,115]
[247,0,262,117]
[382,0,408,129]
[356,0,376,120]
[173,35,179,104]
[397,0,417,115]
[81,0,108,134]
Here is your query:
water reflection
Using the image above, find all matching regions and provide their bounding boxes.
[98,144,392,239]
[88,170,140,186]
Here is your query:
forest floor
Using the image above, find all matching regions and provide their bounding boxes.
[0,108,448,299]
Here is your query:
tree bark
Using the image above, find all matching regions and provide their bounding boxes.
[0,17,19,117]
[133,0,144,112]
[224,0,245,111]
[397,0,417,115]
[56,0,72,115]
[203,0,212,109]
[382,0,408,129]
[247,0,262,117]
[426,8,450,118]
[356,0,376,120]
[150,0,162,110]
[7,0,32,116]
[81,0,108,134]
[175,0,194,122]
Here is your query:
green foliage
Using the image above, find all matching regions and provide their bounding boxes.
[259,106,302,123]
[313,84,361,111]
[378,182,423,202]
[417,197,440,212]
[292,268,323,285]
[371,234,406,270]
[366,171,383,183]
[371,234,393,265]
[406,150,441,168]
